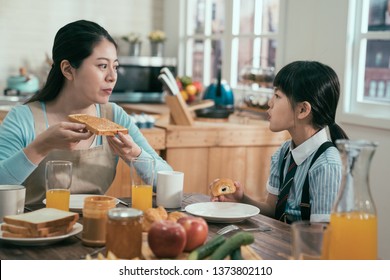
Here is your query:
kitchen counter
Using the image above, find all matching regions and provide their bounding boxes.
[0,93,33,121]
[109,92,165,104]
[119,103,169,116]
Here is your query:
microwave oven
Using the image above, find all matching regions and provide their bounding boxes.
[110,56,177,103]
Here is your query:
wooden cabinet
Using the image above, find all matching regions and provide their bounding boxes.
[159,119,289,201]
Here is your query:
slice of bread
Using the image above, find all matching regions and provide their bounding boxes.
[1,221,75,238]
[68,114,128,136]
[1,223,75,238]
[3,208,79,230]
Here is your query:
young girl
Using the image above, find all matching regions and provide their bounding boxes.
[211,61,349,223]
[0,20,172,204]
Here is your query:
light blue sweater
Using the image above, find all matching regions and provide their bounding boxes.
[0,102,172,188]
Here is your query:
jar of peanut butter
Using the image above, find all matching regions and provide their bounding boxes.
[106,208,143,259]
[82,195,116,247]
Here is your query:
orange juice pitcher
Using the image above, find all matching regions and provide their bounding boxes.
[328,140,378,260]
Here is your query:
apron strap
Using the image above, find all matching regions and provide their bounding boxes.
[27,101,46,134]
[99,102,113,120]
[300,141,334,220]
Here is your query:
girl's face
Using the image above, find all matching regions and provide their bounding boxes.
[267,87,296,132]
[72,39,118,104]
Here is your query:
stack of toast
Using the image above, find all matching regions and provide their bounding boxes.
[1,208,79,238]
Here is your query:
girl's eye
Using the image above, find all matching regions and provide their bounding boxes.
[99,64,108,69]
[272,91,280,99]
[272,88,283,99]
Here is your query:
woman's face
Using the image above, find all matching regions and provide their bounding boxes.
[72,38,118,104]
[267,87,296,132]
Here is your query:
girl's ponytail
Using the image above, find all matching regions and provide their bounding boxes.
[328,122,349,145]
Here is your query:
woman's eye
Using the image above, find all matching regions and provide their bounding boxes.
[99,64,108,69]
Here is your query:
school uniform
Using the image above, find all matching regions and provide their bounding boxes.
[267,129,342,223]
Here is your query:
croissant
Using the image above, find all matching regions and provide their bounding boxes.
[167,211,187,222]
[211,178,236,196]
[142,206,168,232]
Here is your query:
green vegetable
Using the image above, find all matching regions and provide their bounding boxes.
[180,76,193,88]
[187,235,226,260]
[230,247,243,260]
[209,232,254,260]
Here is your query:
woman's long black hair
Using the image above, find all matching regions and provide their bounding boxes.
[26,20,117,104]
[273,61,348,144]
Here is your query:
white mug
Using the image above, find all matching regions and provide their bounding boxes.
[0,185,26,222]
[156,171,184,209]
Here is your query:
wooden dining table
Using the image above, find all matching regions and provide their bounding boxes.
[0,193,292,260]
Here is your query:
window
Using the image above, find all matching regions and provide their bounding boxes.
[344,0,390,128]
[178,0,280,95]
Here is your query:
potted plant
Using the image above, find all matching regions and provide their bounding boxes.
[148,30,166,56]
[121,32,143,56]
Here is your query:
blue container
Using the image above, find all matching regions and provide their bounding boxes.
[203,67,234,108]
[6,74,39,94]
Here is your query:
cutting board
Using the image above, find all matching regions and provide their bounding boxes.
[141,233,262,260]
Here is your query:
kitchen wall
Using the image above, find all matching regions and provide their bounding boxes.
[0,0,164,90]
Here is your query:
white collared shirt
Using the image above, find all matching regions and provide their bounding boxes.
[267,128,342,222]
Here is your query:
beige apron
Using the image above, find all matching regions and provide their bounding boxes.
[24,102,117,204]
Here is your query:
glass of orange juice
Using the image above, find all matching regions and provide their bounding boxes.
[45,160,72,211]
[130,158,155,211]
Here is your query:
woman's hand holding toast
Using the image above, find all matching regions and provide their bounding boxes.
[106,132,142,161]
[24,122,92,164]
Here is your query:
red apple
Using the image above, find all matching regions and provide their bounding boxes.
[176,79,183,91]
[177,216,208,252]
[186,93,196,103]
[192,81,203,93]
[148,220,187,258]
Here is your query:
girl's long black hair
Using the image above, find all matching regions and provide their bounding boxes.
[273,61,348,144]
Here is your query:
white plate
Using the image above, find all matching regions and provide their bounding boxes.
[0,222,83,246]
[185,202,260,223]
[43,194,119,210]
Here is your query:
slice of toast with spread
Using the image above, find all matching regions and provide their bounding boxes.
[68,114,128,136]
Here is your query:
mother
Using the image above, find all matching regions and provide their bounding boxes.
[0,20,172,204]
